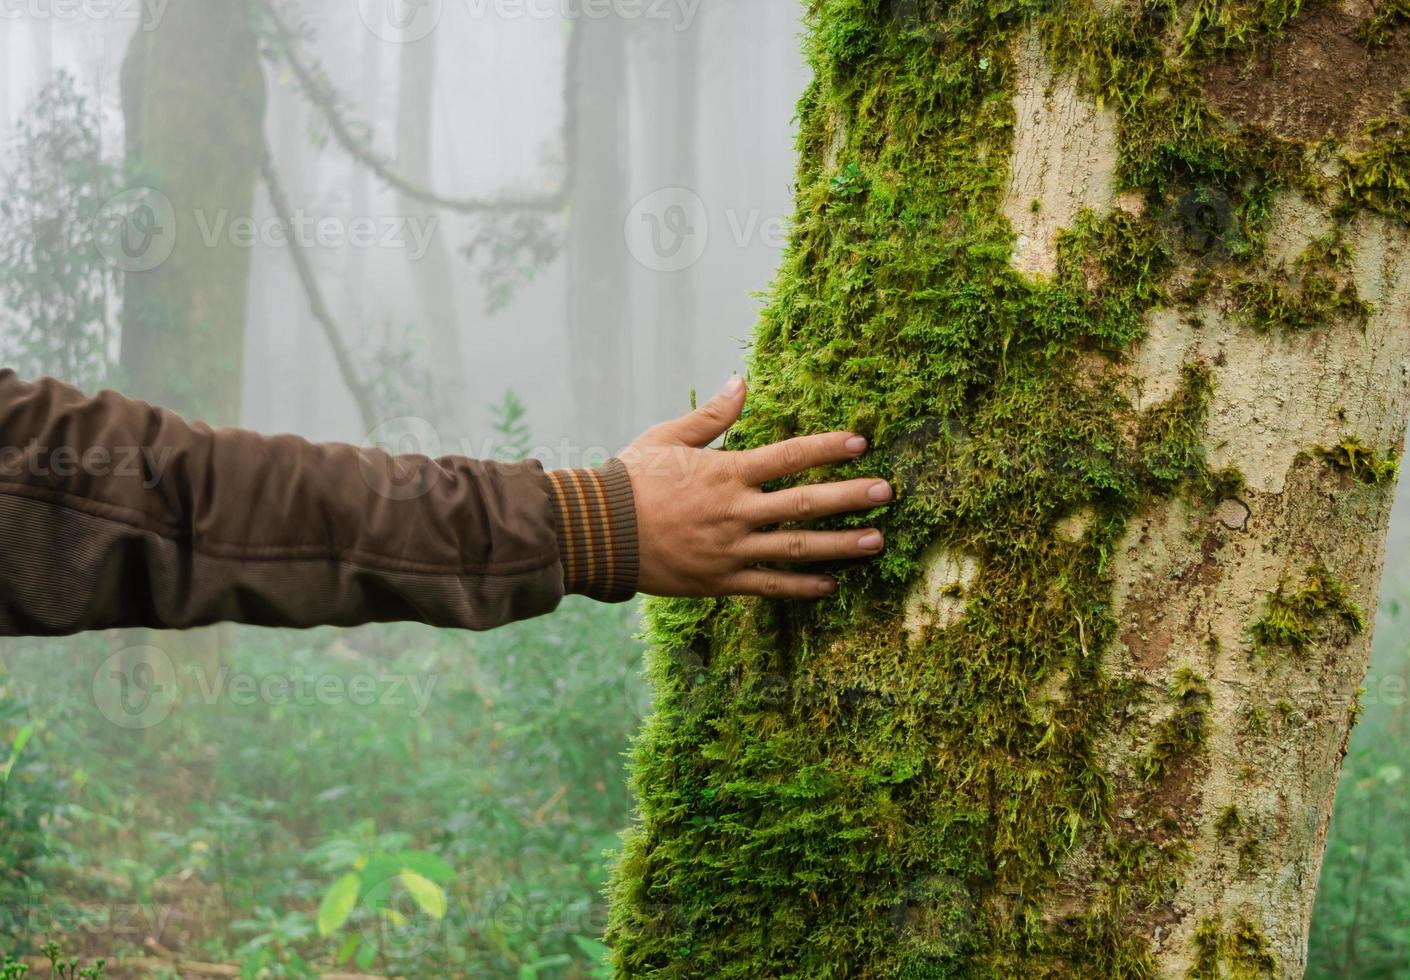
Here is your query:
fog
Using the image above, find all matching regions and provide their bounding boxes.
[1,0,808,455]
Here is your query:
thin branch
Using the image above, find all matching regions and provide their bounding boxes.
[259,0,567,216]
[259,145,380,432]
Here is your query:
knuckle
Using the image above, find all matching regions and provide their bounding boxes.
[779,440,808,474]
[791,489,818,521]
[786,534,811,562]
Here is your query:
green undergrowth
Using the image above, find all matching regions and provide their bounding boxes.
[1250,565,1369,656]
[607,1,1409,976]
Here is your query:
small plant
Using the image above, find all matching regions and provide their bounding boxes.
[490,390,534,462]
[307,822,455,973]
[1,942,105,979]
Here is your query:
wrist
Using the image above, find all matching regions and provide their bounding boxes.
[545,459,640,603]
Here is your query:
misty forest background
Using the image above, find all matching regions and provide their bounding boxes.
[0,3,1406,978]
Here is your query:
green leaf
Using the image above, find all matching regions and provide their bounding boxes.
[572,936,612,963]
[1,723,34,783]
[317,873,360,937]
[399,870,447,920]
[393,849,455,883]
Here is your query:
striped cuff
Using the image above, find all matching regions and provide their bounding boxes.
[545,458,640,603]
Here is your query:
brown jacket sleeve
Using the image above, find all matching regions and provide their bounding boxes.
[0,371,638,636]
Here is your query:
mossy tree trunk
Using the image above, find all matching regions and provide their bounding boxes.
[607,2,1410,977]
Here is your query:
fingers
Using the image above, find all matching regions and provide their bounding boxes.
[737,431,868,486]
[744,529,885,564]
[750,477,892,525]
[655,376,748,448]
[727,568,839,600]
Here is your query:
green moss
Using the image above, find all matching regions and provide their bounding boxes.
[1250,565,1368,656]
[1139,669,1212,782]
[1183,0,1309,55]
[1233,230,1373,331]
[1357,2,1410,47]
[1189,915,1278,979]
[1215,805,1243,841]
[607,1,1396,976]
[1343,117,1410,223]
[1315,434,1401,485]
[1243,704,1269,736]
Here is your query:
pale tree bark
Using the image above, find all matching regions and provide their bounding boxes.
[608,2,1410,977]
[567,17,630,449]
[396,28,464,429]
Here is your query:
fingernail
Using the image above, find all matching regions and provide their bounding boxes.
[859,531,884,552]
[845,436,868,455]
[867,481,892,503]
[722,376,745,397]
[818,578,837,595]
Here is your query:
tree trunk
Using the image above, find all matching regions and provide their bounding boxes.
[607,3,1410,977]
[118,0,265,424]
[396,29,464,429]
[32,17,52,85]
[567,18,630,449]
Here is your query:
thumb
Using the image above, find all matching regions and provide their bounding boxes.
[662,376,746,448]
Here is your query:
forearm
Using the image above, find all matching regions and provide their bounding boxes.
[0,371,637,636]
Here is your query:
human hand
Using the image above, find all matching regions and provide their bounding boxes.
[619,376,891,599]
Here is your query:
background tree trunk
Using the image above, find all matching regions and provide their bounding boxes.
[567,17,629,450]
[395,28,463,429]
[118,0,265,424]
[607,3,1410,977]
